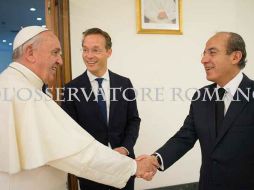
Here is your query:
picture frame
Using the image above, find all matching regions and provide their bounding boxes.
[136,0,182,35]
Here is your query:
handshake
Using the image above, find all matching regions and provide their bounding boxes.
[135,155,160,181]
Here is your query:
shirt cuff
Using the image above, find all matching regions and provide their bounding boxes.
[119,147,129,155]
[132,159,137,176]
[154,152,164,170]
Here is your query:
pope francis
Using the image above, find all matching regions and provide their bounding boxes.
[0,26,155,190]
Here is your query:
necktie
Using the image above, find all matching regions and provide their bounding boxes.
[95,78,107,124]
[215,88,226,136]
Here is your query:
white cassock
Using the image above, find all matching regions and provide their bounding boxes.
[0,62,136,190]
[144,0,176,23]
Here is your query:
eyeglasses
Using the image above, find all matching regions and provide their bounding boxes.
[81,48,104,55]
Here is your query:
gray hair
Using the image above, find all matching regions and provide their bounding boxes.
[12,34,42,61]
[217,32,247,69]
[227,32,247,69]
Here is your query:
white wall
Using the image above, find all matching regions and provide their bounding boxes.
[69,0,254,189]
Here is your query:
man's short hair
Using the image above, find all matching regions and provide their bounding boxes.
[226,32,247,69]
[82,28,112,50]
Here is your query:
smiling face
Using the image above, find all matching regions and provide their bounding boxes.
[32,31,63,84]
[82,34,112,77]
[201,33,241,87]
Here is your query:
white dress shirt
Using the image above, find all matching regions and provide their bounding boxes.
[87,70,110,124]
[218,71,243,115]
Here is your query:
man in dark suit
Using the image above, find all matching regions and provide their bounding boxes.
[138,32,254,189]
[62,28,141,190]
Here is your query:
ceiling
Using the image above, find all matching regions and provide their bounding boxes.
[0,0,45,51]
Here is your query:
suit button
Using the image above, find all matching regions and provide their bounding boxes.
[213,160,218,165]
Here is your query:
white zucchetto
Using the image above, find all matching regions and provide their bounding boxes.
[13,26,48,50]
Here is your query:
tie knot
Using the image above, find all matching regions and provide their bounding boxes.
[217,88,226,99]
[95,78,104,87]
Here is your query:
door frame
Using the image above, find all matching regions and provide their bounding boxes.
[45,0,72,89]
[45,0,78,190]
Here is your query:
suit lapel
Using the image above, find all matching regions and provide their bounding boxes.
[108,71,121,127]
[212,74,251,151]
[82,71,96,102]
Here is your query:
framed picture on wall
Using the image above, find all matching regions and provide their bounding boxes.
[136,0,182,35]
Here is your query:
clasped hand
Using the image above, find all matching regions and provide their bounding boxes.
[135,155,159,181]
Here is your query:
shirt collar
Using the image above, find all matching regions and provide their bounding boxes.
[9,62,44,90]
[217,71,243,97]
[87,70,109,82]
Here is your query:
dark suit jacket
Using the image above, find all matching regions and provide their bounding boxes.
[61,70,140,189]
[62,70,140,156]
[156,74,254,190]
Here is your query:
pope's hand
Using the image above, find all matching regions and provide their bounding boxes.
[135,155,159,181]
